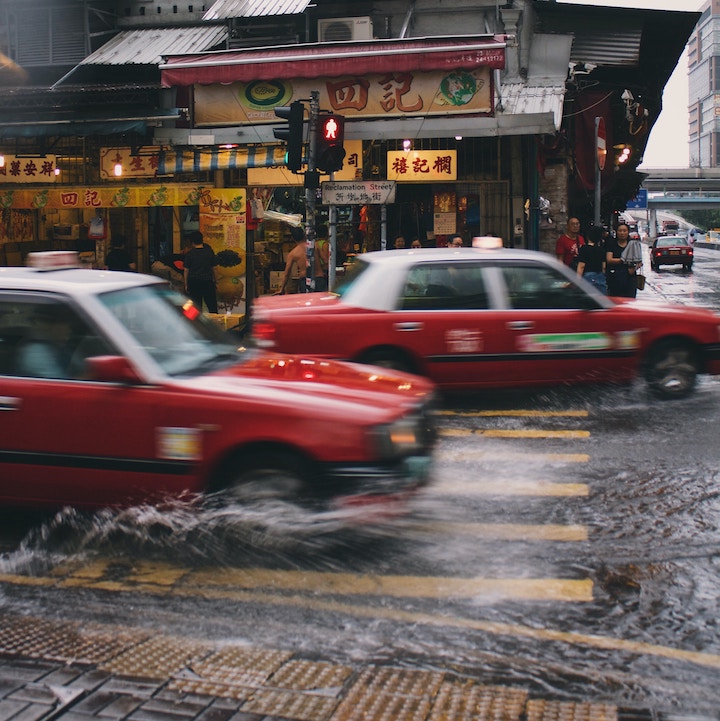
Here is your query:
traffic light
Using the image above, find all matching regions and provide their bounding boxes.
[316,114,345,173]
[273,101,304,172]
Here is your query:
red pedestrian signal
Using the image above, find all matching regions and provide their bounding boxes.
[316,114,345,173]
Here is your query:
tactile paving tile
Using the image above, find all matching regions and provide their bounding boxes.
[168,675,256,701]
[268,659,354,691]
[526,700,618,721]
[330,667,446,721]
[241,687,340,721]
[100,635,211,680]
[427,681,529,721]
[330,689,433,721]
[190,646,293,685]
[0,614,149,665]
[346,667,446,699]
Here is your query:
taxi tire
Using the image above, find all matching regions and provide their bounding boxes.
[644,339,698,400]
[224,450,310,505]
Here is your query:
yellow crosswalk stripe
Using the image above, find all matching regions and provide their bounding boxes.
[439,428,589,438]
[437,409,589,418]
[428,479,589,496]
[409,521,588,542]
[435,450,590,463]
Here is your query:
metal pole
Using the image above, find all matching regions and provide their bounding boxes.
[328,202,337,290]
[304,90,319,290]
[594,116,603,227]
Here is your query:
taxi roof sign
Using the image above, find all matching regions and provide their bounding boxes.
[27,251,81,270]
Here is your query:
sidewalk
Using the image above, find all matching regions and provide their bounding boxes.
[0,611,621,721]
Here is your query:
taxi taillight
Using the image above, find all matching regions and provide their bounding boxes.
[252,321,277,347]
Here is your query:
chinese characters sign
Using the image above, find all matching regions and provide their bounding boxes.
[0,155,58,184]
[322,181,396,205]
[195,67,492,125]
[387,150,457,182]
[100,147,162,179]
[0,184,225,210]
[197,187,246,253]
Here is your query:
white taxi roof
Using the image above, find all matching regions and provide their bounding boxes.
[0,266,162,296]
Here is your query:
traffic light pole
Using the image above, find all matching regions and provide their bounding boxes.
[304,90,320,291]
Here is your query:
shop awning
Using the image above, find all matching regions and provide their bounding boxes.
[158,145,287,174]
[160,35,506,87]
[0,112,180,139]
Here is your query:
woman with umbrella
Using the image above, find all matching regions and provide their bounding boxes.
[606,222,643,298]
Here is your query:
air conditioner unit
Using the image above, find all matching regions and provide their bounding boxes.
[53,224,79,240]
[318,17,373,43]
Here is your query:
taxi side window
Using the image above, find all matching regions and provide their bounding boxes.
[0,298,112,380]
[400,264,489,310]
[501,266,590,310]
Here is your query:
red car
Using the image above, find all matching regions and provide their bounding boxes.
[650,235,693,271]
[251,248,720,399]
[0,253,436,513]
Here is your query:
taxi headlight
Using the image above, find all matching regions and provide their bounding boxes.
[372,413,431,459]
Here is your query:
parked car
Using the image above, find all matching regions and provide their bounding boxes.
[251,247,720,399]
[0,252,437,513]
[650,235,694,271]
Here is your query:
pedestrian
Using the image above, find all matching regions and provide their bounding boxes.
[687,228,696,245]
[449,234,464,248]
[605,222,639,298]
[183,230,218,312]
[278,225,308,294]
[313,225,330,292]
[556,217,585,269]
[410,238,422,249]
[103,234,136,272]
[576,225,607,294]
[393,235,407,249]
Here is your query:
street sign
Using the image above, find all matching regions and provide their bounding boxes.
[596,116,607,171]
[626,189,648,209]
[321,180,396,205]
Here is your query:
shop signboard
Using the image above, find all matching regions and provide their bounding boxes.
[387,150,457,182]
[194,68,492,126]
[321,180,396,205]
[0,155,58,184]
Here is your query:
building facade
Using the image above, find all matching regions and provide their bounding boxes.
[0,0,698,309]
[689,0,720,168]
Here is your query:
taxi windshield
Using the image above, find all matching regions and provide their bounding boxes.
[98,284,243,376]
[332,258,370,297]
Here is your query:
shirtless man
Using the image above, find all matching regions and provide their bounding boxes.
[279,226,309,294]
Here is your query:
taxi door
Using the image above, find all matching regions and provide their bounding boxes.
[487,262,630,386]
[394,262,517,388]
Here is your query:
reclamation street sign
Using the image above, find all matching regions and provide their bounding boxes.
[321,181,396,205]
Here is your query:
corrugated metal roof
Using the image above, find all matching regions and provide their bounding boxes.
[501,83,565,131]
[81,25,228,66]
[203,0,312,21]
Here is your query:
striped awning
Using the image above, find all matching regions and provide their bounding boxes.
[159,145,287,174]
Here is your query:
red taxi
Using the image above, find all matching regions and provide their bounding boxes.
[251,248,720,399]
[650,235,694,271]
[0,253,436,512]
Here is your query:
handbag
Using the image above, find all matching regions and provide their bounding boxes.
[636,273,646,290]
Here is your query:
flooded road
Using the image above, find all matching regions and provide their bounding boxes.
[1,246,719,719]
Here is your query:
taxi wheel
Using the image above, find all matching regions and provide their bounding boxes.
[224,450,310,505]
[358,347,417,375]
[644,339,698,399]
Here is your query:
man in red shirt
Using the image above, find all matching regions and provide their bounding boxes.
[556,217,585,268]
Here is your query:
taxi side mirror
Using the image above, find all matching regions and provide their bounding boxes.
[85,355,142,384]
